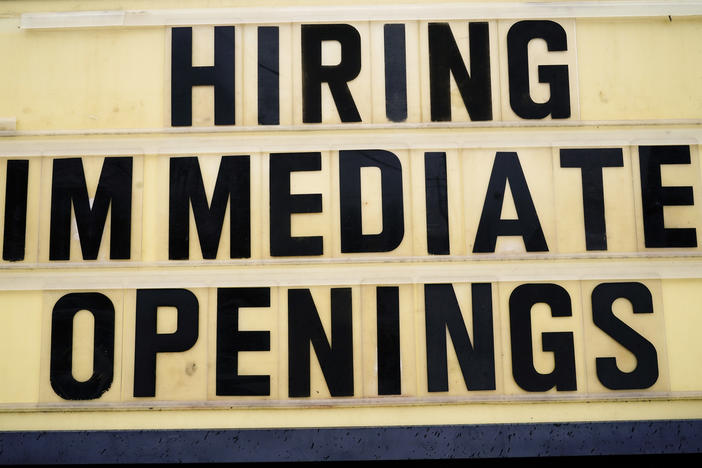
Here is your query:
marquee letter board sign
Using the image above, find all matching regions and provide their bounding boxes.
[1,0,702,462]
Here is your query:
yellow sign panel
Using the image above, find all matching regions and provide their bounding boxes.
[1,0,702,434]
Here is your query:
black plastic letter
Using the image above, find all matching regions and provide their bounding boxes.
[425,283,495,392]
[3,160,28,261]
[473,152,548,253]
[134,289,199,397]
[49,157,132,260]
[639,145,697,248]
[560,148,624,251]
[592,282,658,390]
[507,20,570,119]
[384,24,407,122]
[169,156,251,260]
[288,288,354,397]
[429,22,492,121]
[171,26,235,126]
[50,292,115,400]
[269,152,323,256]
[425,152,450,255]
[217,288,271,396]
[258,26,280,125]
[509,283,576,392]
[340,150,404,253]
[377,286,401,395]
[302,24,362,123]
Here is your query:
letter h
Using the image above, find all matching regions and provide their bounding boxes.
[171,26,235,126]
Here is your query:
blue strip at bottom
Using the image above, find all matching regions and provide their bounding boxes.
[1,420,701,464]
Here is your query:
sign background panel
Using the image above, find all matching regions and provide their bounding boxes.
[0,291,42,404]
[663,278,702,392]
[0,21,165,131]
[577,17,702,121]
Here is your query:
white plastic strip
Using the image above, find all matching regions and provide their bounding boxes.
[2,390,698,411]
[3,119,702,139]
[1,258,701,290]
[0,126,700,157]
[0,118,16,132]
[20,1,702,30]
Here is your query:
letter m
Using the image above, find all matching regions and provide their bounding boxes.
[49,157,133,260]
[169,156,250,259]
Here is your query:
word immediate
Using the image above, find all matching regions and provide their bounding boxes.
[1,145,697,261]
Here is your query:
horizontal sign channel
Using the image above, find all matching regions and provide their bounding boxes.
[1,144,701,264]
[28,279,670,406]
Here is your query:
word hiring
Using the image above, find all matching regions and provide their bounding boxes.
[171,20,573,125]
[48,281,660,401]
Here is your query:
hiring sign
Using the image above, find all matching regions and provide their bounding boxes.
[0,11,699,410]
